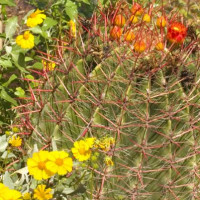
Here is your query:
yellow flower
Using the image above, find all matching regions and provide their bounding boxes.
[27,151,54,180]
[71,140,92,161]
[9,136,22,147]
[155,42,164,51]
[104,156,114,166]
[12,127,20,133]
[4,189,22,200]
[68,20,76,38]
[156,16,167,28]
[33,185,52,200]
[124,30,135,42]
[98,137,115,152]
[143,14,151,23]
[46,151,73,175]
[130,15,138,24]
[5,131,11,136]
[16,31,34,49]
[27,9,46,28]
[23,192,31,200]
[0,183,10,199]
[42,60,56,71]
[85,137,95,148]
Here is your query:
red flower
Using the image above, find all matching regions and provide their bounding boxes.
[167,22,187,43]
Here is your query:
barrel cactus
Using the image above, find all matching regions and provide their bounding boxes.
[14,1,200,199]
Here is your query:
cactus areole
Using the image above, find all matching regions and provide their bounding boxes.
[167,22,187,43]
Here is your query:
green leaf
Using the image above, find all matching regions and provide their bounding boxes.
[25,57,33,62]
[62,187,75,195]
[3,74,17,87]
[3,171,14,189]
[5,16,18,39]
[25,75,39,88]
[65,0,78,20]
[0,135,8,152]
[30,26,43,34]
[0,59,12,68]
[42,17,58,31]
[81,0,90,4]
[32,62,43,70]
[1,151,16,159]
[0,89,17,106]
[5,46,12,55]
[14,87,25,97]
[0,0,16,6]
[18,53,25,68]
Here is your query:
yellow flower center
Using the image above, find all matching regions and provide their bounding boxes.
[79,147,87,154]
[55,158,63,166]
[173,26,180,31]
[23,32,30,40]
[30,12,38,18]
[38,161,46,170]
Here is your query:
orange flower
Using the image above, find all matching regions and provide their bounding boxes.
[131,3,143,16]
[110,26,122,40]
[124,30,135,42]
[114,14,126,27]
[156,16,167,28]
[167,22,187,43]
[134,41,146,53]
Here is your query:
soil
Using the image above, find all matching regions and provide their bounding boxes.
[6,0,35,21]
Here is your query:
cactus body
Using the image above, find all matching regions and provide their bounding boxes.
[16,3,200,199]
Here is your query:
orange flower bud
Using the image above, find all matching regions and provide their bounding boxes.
[110,26,122,40]
[114,14,126,27]
[124,30,135,42]
[155,42,164,51]
[143,14,151,23]
[131,3,143,16]
[167,22,187,43]
[156,16,167,27]
[134,41,146,52]
[130,15,138,24]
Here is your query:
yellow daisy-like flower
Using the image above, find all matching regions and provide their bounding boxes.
[9,136,22,147]
[16,31,34,49]
[42,60,56,71]
[104,156,114,166]
[27,151,54,180]
[23,192,31,200]
[27,9,46,28]
[71,140,92,161]
[0,183,10,199]
[4,189,22,200]
[33,185,52,200]
[85,137,95,148]
[46,151,73,175]
[98,137,115,152]
[68,20,76,38]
